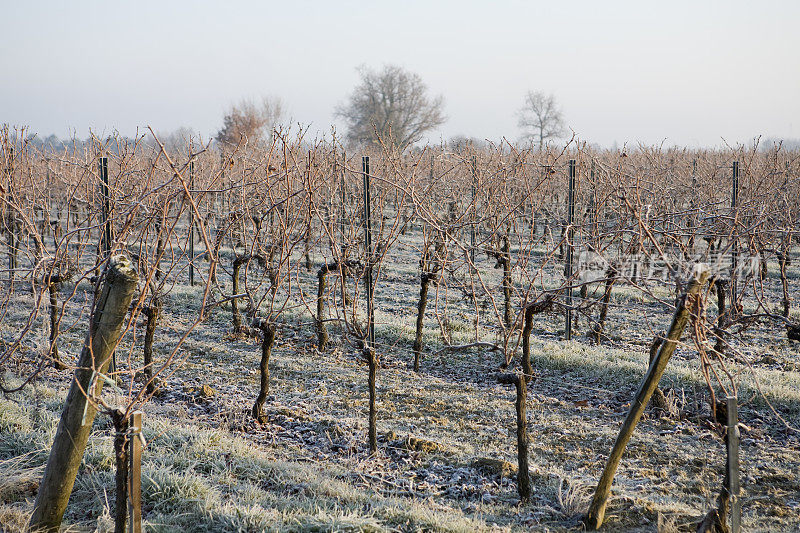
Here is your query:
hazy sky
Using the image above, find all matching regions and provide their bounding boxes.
[2,0,798,148]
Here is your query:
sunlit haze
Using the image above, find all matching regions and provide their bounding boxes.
[2,0,798,147]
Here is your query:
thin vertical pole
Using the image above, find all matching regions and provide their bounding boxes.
[127,411,143,533]
[362,156,374,348]
[589,160,596,230]
[726,396,741,533]
[565,160,576,340]
[7,147,16,280]
[100,156,111,257]
[470,155,477,268]
[689,159,698,252]
[188,159,195,286]
[731,161,739,303]
[340,151,347,251]
[220,153,226,213]
[362,156,378,454]
[99,156,115,374]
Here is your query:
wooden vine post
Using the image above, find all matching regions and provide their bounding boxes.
[726,396,742,533]
[128,411,143,533]
[110,408,144,533]
[697,395,741,532]
[29,255,138,533]
[585,264,710,530]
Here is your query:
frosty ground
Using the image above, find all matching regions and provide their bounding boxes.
[1,240,799,532]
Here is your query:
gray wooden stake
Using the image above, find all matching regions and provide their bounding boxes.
[29,257,139,532]
[585,265,710,529]
[127,410,143,533]
[726,396,741,533]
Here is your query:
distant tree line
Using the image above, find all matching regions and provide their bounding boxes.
[20,66,799,153]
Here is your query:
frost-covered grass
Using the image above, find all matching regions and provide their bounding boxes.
[0,237,798,532]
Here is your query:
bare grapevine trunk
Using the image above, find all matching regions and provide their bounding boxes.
[413,272,434,372]
[252,319,276,423]
[316,266,330,351]
[7,216,18,284]
[520,296,553,376]
[501,235,512,328]
[577,283,588,329]
[47,275,66,370]
[231,254,251,333]
[490,235,513,328]
[316,260,357,351]
[592,266,617,343]
[154,221,165,281]
[111,409,129,533]
[143,298,161,395]
[498,373,530,502]
[304,221,312,271]
[713,278,727,355]
[778,248,790,318]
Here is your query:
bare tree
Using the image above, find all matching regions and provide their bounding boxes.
[517,91,566,148]
[215,96,285,146]
[335,64,446,151]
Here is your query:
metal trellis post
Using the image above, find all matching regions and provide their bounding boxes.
[341,151,347,252]
[100,156,111,257]
[188,159,195,286]
[471,155,477,268]
[565,159,576,340]
[362,156,375,349]
[731,161,739,303]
